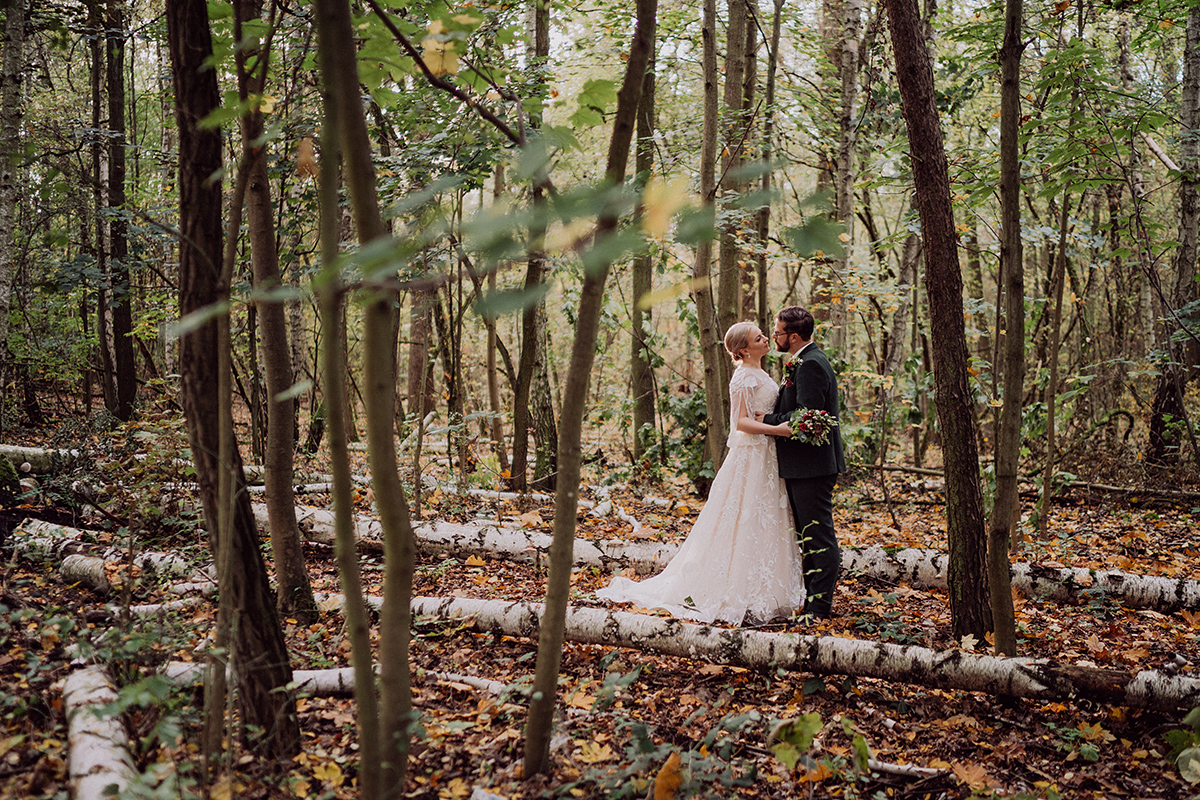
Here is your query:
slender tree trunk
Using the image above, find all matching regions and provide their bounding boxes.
[107,0,135,420]
[166,0,299,759]
[487,166,511,475]
[1038,195,1071,538]
[1147,6,1200,466]
[316,87,382,798]
[693,0,727,481]
[314,0,417,791]
[829,0,863,354]
[756,0,783,333]
[631,60,656,464]
[0,0,25,439]
[234,0,316,622]
[524,0,656,773]
[715,0,748,339]
[885,0,991,640]
[988,0,1024,656]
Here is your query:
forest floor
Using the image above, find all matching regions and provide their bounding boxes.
[2,435,1200,799]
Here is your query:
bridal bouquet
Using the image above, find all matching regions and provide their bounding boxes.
[789,408,838,446]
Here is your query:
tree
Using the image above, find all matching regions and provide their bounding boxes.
[524,0,657,773]
[630,58,656,465]
[988,0,1023,656]
[165,0,300,759]
[884,0,991,640]
[692,0,727,481]
[315,0,419,791]
[233,0,316,623]
[0,0,26,438]
[105,0,134,421]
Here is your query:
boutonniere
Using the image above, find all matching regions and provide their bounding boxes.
[786,351,804,369]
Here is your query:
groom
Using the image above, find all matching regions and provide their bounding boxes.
[762,306,845,619]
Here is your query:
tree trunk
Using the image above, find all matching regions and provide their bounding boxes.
[486,166,511,475]
[234,0,316,623]
[884,0,991,640]
[755,0,783,333]
[828,0,862,354]
[165,0,300,758]
[64,666,137,799]
[314,0,417,792]
[630,61,656,464]
[692,0,727,481]
[715,0,748,339]
[0,0,25,440]
[315,84,383,797]
[989,0,1023,656]
[1147,6,1200,466]
[523,0,656,774]
[107,0,135,421]
[415,597,1200,712]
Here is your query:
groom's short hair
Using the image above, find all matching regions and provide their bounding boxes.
[778,306,814,340]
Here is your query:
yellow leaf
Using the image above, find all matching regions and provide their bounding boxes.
[578,741,616,763]
[211,777,234,800]
[654,752,684,800]
[568,692,596,710]
[313,760,344,787]
[518,511,543,528]
[296,137,317,179]
[1077,722,1116,743]
[952,761,991,790]
[427,19,447,34]
[959,633,979,652]
[465,555,486,567]
[453,12,481,24]
[641,175,691,239]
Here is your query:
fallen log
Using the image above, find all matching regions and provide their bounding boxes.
[410,596,1200,712]
[14,519,204,581]
[843,546,1200,612]
[0,444,79,473]
[63,666,137,800]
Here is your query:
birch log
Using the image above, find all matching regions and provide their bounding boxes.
[63,666,137,800]
[0,444,78,473]
[14,519,204,581]
[843,546,1200,611]
[410,596,1200,711]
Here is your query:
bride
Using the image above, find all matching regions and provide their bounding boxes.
[597,322,805,625]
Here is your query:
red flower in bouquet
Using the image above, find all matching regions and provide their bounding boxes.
[788,408,838,446]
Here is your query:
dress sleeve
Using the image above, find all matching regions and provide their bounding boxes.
[726,369,760,443]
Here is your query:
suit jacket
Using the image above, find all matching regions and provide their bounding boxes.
[763,343,846,479]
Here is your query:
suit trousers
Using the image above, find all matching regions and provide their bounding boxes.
[785,473,839,617]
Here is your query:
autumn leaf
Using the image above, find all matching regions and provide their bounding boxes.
[959,633,979,652]
[313,759,344,787]
[952,761,991,790]
[654,751,684,800]
[1077,721,1116,743]
[464,555,486,567]
[641,175,691,239]
[518,511,542,528]
[577,740,615,763]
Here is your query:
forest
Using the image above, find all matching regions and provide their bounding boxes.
[0,0,1199,796]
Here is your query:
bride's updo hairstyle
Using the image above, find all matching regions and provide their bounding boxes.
[723,322,756,363]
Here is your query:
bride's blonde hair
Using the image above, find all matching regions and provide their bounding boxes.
[723,322,757,363]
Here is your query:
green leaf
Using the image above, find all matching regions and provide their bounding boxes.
[785,216,846,259]
[473,284,552,319]
[1180,747,1200,784]
[769,713,823,771]
[166,300,232,340]
[275,380,314,403]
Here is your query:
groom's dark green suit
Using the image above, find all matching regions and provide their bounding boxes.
[762,342,845,618]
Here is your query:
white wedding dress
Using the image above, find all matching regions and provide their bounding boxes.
[597,366,804,624]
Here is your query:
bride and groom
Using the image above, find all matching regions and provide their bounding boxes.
[597,306,845,625]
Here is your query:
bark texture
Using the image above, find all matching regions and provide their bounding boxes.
[414,596,1200,711]
[64,666,136,800]
[166,0,300,757]
[884,0,991,639]
[234,0,315,622]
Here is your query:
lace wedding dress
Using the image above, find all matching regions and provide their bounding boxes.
[597,366,804,624]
